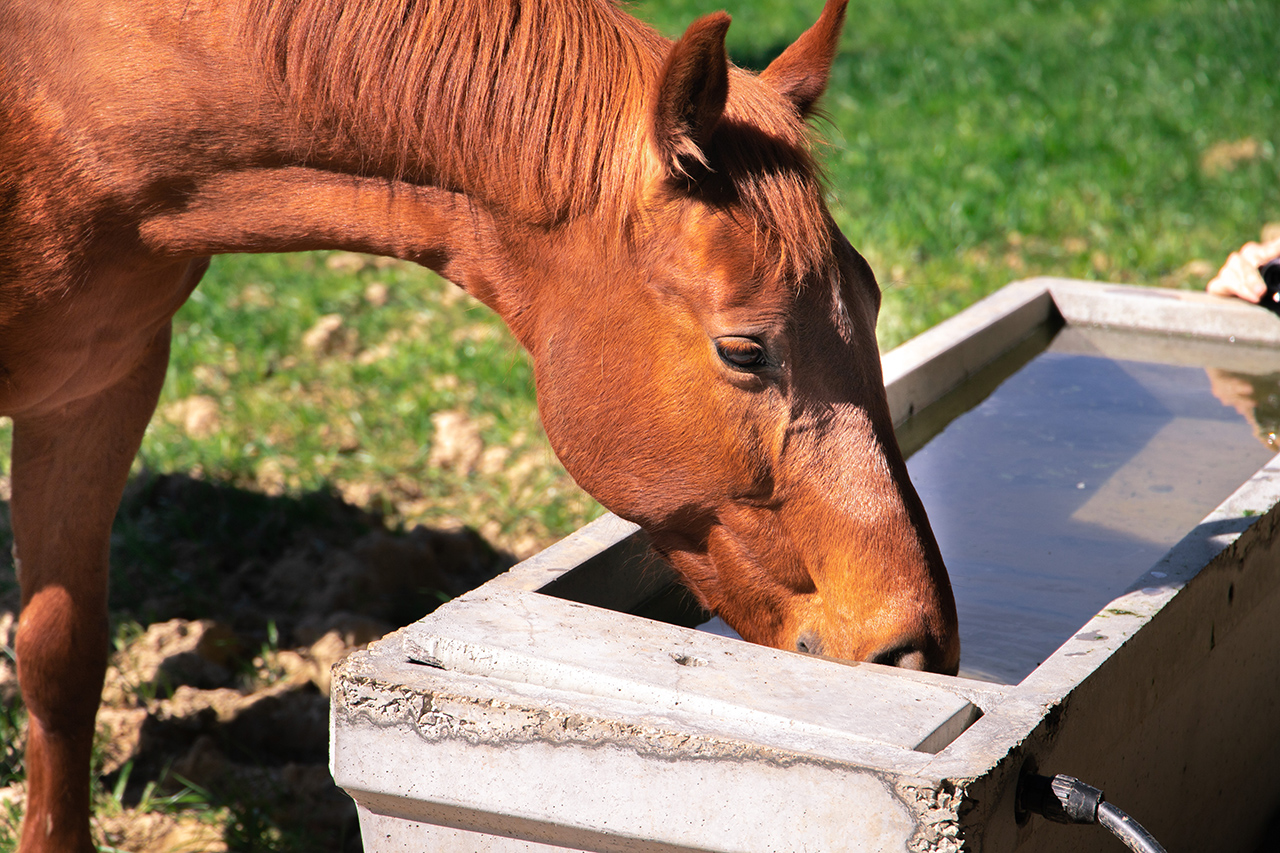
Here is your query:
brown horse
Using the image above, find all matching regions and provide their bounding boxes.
[0,0,958,848]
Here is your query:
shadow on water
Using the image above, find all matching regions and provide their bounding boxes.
[1186,512,1264,544]
[905,326,1280,684]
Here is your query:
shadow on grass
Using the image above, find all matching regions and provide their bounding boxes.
[0,470,515,852]
[105,470,514,642]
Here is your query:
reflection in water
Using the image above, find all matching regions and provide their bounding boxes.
[905,328,1279,684]
[1206,367,1280,452]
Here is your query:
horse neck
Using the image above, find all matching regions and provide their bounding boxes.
[241,0,665,227]
[127,0,669,345]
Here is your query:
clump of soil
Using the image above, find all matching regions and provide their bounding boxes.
[0,471,513,852]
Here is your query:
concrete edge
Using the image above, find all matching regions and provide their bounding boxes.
[478,513,639,594]
[1039,276,1280,344]
[882,280,1054,425]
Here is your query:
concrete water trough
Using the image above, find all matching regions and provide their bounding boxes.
[331,278,1280,852]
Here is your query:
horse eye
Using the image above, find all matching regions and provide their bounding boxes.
[715,337,769,371]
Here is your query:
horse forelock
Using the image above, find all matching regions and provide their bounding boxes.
[240,0,834,280]
[708,79,835,285]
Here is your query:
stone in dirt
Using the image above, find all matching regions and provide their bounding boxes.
[302,313,355,355]
[276,617,390,695]
[252,525,502,629]
[162,395,221,438]
[96,678,336,833]
[168,736,358,849]
[428,409,486,474]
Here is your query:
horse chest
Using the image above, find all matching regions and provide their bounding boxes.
[0,260,198,417]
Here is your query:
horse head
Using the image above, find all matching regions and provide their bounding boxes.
[508,1,959,673]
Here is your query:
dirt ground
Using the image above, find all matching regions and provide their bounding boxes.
[0,471,512,852]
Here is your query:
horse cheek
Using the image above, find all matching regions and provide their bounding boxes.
[532,350,643,518]
[536,353,698,529]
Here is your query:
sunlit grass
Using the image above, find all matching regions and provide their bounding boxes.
[140,252,601,556]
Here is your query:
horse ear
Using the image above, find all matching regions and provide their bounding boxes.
[652,11,731,175]
[760,0,848,117]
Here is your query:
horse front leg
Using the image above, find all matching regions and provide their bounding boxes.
[9,323,173,853]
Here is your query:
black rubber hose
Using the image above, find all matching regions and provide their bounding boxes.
[1097,801,1167,853]
[1018,773,1167,853]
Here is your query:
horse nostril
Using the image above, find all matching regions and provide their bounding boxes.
[867,640,927,671]
[795,631,824,656]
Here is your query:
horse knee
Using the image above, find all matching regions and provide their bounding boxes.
[15,585,109,729]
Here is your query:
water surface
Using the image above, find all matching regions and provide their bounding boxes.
[905,326,1280,683]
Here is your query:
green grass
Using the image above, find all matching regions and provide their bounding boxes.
[132,252,598,554]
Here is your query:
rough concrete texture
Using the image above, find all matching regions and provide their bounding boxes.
[333,642,925,853]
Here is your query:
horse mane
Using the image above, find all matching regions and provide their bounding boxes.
[241,0,832,277]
